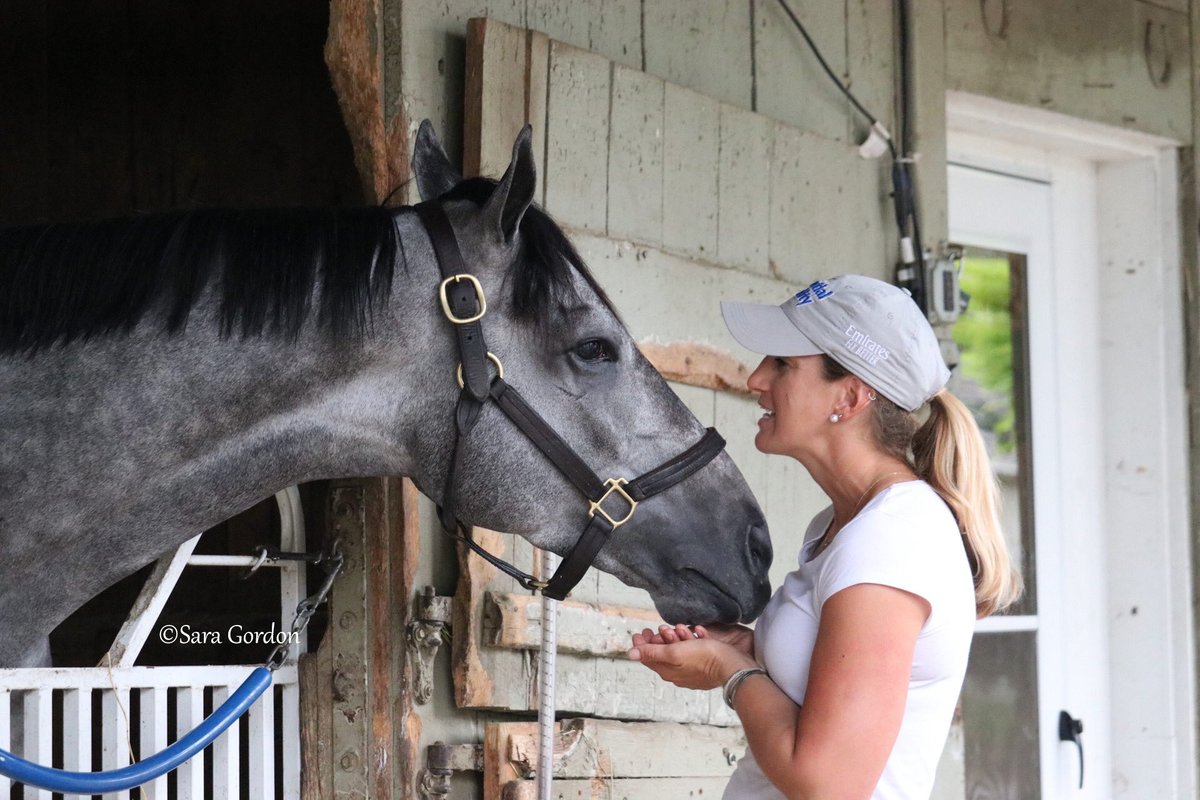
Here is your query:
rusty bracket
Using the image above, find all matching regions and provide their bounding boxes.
[407,585,454,705]
[417,741,484,800]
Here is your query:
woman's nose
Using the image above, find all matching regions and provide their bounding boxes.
[746,357,771,393]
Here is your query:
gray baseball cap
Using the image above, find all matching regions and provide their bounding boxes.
[721,275,950,412]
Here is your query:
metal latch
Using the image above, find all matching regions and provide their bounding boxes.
[418,742,483,800]
[407,586,453,705]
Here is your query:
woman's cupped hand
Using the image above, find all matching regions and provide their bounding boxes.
[627,623,758,690]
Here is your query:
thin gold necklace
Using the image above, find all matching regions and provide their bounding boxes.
[815,470,912,556]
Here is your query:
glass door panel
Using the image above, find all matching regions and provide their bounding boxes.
[961,631,1042,800]
[950,248,1041,798]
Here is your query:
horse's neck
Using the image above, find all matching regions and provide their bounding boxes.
[0,214,450,658]
[3,211,447,524]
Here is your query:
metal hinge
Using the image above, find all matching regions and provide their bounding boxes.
[407,585,453,705]
[418,741,484,800]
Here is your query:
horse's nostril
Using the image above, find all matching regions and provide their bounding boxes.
[748,523,772,573]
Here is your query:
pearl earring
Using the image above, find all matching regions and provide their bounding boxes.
[829,413,841,423]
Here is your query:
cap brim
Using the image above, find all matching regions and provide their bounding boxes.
[720,301,824,357]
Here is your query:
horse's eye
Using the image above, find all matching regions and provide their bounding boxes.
[574,339,615,363]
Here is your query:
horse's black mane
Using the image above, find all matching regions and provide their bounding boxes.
[0,176,610,353]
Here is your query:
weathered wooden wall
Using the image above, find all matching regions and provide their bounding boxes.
[386,2,902,797]
[4,0,1196,797]
[369,2,1199,798]
[944,0,1193,143]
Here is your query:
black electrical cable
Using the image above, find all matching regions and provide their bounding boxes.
[896,0,912,156]
[775,0,929,309]
[773,0,897,159]
[895,0,927,307]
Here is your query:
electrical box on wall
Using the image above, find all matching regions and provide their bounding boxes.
[925,252,965,325]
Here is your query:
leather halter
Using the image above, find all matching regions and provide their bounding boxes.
[415,200,726,600]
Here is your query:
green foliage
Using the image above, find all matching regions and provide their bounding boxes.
[953,256,1016,453]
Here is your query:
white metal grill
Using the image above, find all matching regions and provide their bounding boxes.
[0,664,299,799]
[1,487,310,800]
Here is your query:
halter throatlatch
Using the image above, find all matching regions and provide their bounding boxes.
[415,201,726,601]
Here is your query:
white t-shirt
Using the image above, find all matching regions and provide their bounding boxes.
[723,480,976,800]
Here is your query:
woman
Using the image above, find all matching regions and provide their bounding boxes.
[628,275,1020,800]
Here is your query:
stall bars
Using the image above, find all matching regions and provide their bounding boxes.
[0,663,298,799]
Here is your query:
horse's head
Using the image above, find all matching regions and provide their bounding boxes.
[402,121,771,624]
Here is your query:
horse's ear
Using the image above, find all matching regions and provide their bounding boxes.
[412,120,462,201]
[484,125,536,243]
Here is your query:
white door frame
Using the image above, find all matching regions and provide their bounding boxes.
[950,157,1074,800]
[946,91,1195,800]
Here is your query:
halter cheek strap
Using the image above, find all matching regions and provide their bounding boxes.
[415,200,726,601]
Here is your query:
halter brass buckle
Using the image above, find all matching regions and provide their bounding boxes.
[589,478,638,529]
[439,274,487,324]
[456,352,504,389]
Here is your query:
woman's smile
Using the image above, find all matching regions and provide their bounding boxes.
[757,404,776,426]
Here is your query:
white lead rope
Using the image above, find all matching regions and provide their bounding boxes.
[537,550,559,799]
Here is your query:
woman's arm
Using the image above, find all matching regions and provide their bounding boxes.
[628,584,927,799]
[734,583,929,800]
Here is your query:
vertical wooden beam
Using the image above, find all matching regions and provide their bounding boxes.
[365,477,399,800]
[311,476,416,799]
[394,477,423,798]
[365,478,392,800]
[325,0,386,202]
[329,482,370,799]
[483,722,527,800]
[300,633,334,800]
[464,18,551,184]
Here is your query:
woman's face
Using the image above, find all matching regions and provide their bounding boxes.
[746,355,843,457]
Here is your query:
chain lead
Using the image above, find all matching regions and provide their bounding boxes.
[264,539,344,671]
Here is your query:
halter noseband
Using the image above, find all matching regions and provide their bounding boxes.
[415,200,726,600]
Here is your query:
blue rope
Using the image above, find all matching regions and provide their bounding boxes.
[0,667,272,795]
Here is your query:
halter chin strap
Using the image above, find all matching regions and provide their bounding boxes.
[415,200,726,601]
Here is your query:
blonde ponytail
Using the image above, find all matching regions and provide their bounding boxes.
[912,390,1022,618]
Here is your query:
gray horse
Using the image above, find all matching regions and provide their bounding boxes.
[0,121,771,670]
